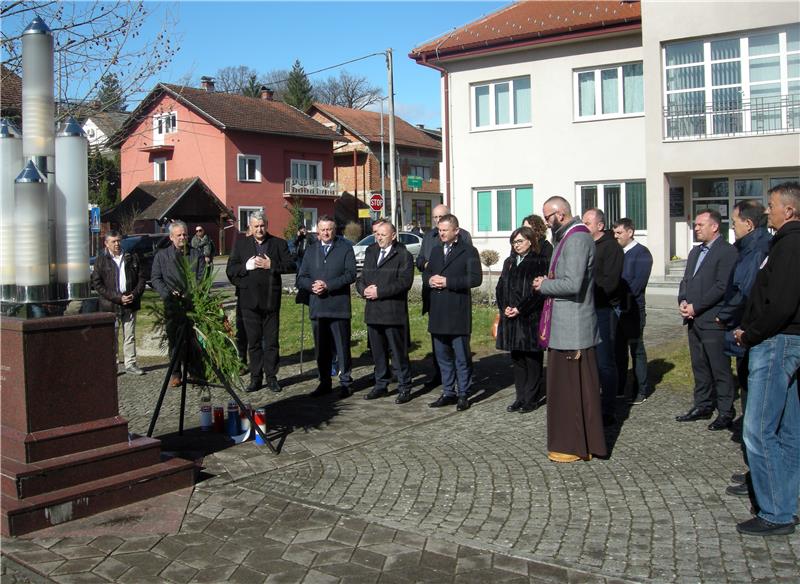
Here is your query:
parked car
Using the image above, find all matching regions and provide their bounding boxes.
[353,231,422,270]
[121,233,171,285]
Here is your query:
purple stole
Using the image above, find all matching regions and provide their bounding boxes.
[537,223,590,349]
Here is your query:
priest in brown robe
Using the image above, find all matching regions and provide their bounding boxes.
[534,196,608,463]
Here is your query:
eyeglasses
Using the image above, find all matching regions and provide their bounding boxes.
[544,211,558,222]
[512,239,528,245]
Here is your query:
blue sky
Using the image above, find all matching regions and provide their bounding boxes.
[145,1,508,128]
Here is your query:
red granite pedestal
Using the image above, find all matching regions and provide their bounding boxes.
[0,312,195,536]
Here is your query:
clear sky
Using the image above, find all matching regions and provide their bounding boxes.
[143,0,508,128]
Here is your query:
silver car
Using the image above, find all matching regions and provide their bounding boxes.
[353,231,423,269]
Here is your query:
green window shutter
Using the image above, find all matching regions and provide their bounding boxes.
[477,191,492,232]
[625,181,647,230]
[515,187,533,226]
[497,189,512,231]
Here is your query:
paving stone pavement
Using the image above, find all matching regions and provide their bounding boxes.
[2,303,799,583]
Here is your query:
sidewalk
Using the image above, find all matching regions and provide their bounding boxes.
[2,305,798,583]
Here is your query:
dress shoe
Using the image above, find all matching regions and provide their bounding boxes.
[395,391,411,404]
[125,365,145,376]
[422,377,442,391]
[309,384,332,397]
[507,401,522,412]
[245,378,262,393]
[429,394,457,408]
[629,393,647,405]
[708,416,733,431]
[364,389,388,400]
[736,516,795,536]
[456,396,470,411]
[338,386,352,398]
[169,374,182,387]
[726,483,749,497]
[266,378,282,393]
[731,471,747,484]
[675,407,714,422]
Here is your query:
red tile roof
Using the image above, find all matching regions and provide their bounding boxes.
[411,0,641,62]
[1,64,22,114]
[310,103,442,152]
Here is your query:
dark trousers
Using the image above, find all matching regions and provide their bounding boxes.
[235,299,248,363]
[615,307,650,398]
[688,324,735,417]
[369,324,411,392]
[511,350,544,408]
[242,306,280,381]
[429,334,442,380]
[433,334,472,397]
[312,318,352,388]
[596,307,619,416]
[164,297,201,378]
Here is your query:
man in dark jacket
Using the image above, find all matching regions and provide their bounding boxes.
[91,230,147,375]
[676,209,738,429]
[151,220,206,387]
[356,221,414,403]
[227,211,294,393]
[732,181,800,537]
[582,208,623,426]
[416,204,472,390]
[424,214,482,411]
[296,215,357,398]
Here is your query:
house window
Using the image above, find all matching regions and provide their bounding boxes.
[153,158,166,182]
[663,24,800,138]
[238,154,261,182]
[238,206,263,232]
[472,76,531,130]
[574,62,644,120]
[412,199,432,228]
[291,160,321,181]
[474,186,533,234]
[578,181,647,231]
[153,112,177,136]
[301,208,318,231]
[409,165,432,181]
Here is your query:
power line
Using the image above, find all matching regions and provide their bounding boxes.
[258,51,387,87]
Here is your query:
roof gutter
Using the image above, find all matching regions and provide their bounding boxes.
[415,56,451,208]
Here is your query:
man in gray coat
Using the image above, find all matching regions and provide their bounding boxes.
[534,196,607,463]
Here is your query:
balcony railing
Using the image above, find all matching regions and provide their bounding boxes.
[284,178,339,197]
[663,94,800,140]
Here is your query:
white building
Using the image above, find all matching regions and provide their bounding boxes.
[411,0,799,278]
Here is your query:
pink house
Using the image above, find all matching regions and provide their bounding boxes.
[113,79,343,252]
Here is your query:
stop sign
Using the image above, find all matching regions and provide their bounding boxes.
[369,194,384,212]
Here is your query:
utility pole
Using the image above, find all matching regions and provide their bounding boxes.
[379,97,386,219]
[386,48,398,228]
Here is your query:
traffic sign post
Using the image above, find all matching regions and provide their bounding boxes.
[369,194,384,212]
[407,176,423,190]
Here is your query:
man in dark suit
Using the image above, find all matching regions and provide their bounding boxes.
[226,211,294,393]
[356,221,414,403]
[424,214,482,411]
[296,215,357,398]
[676,209,738,430]
[416,204,472,390]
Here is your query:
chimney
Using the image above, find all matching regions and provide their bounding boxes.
[200,76,215,92]
[416,124,425,129]
[260,86,274,101]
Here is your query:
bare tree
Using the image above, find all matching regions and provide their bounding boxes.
[2,2,179,119]
[315,70,383,109]
[262,68,290,101]
[213,65,260,94]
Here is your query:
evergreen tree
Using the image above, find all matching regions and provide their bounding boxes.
[96,73,126,112]
[88,150,120,209]
[283,59,314,111]
[242,74,262,98]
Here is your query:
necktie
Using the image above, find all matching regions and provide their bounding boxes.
[444,243,451,258]
[378,249,386,265]
[323,244,331,257]
[692,244,709,276]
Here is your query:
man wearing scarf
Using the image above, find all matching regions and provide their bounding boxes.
[534,196,607,463]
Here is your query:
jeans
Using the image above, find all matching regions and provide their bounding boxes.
[743,334,800,525]
[433,334,472,397]
[596,307,618,416]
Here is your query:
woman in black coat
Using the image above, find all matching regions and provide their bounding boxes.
[496,226,550,413]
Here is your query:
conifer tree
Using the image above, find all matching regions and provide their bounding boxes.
[283,59,314,111]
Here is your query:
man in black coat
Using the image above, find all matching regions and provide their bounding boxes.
[416,204,472,389]
[676,209,738,430]
[296,215,357,398]
[227,211,294,393]
[356,221,414,404]
[91,230,147,375]
[424,214,483,411]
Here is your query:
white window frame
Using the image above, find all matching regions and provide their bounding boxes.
[575,180,647,234]
[470,76,532,131]
[472,185,533,235]
[573,62,645,121]
[663,24,800,139]
[152,111,177,144]
[238,205,264,232]
[238,154,262,182]
[153,158,166,182]
[290,159,322,181]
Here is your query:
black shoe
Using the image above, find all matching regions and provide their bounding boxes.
[395,391,411,404]
[726,483,749,497]
[457,396,470,411]
[266,378,282,393]
[736,516,795,536]
[338,386,352,398]
[731,471,747,484]
[507,401,522,412]
[245,378,263,393]
[675,407,714,422]
[429,394,457,408]
[422,377,442,391]
[309,384,332,397]
[708,415,733,431]
[364,389,388,400]
[630,393,648,405]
